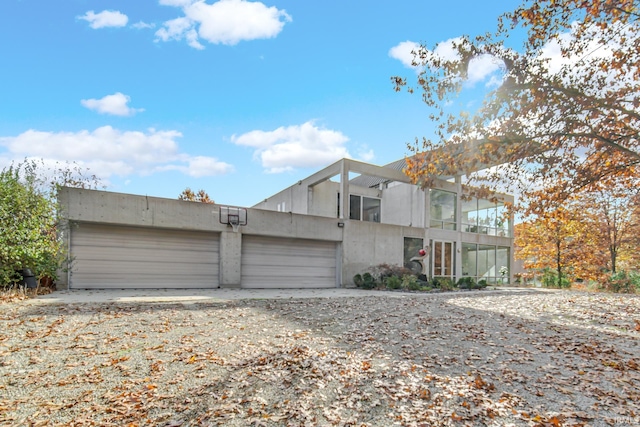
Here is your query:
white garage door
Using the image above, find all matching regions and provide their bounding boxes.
[241,235,337,288]
[70,223,220,289]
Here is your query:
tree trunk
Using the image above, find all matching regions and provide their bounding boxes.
[556,239,562,287]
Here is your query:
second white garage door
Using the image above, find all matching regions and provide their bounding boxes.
[241,235,338,288]
[70,223,220,289]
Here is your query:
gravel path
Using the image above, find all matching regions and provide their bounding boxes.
[1,289,639,426]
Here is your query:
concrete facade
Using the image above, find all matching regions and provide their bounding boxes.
[58,157,515,289]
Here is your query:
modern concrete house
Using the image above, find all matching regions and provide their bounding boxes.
[57,157,513,290]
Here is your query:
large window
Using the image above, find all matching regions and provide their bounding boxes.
[404,237,424,273]
[461,198,510,236]
[461,243,510,284]
[430,190,456,230]
[349,195,381,222]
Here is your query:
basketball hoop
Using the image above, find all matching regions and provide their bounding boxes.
[219,206,247,232]
[229,215,240,233]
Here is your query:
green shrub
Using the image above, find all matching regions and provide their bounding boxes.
[541,268,571,288]
[362,272,377,289]
[476,279,488,289]
[430,277,454,291]
[602,270,640,294]
[353,274,364,288]
[457,276,475,290]
[401,274,420,291]
[1,160,100,288]
[385,275,402,290]
[1,163,61,287]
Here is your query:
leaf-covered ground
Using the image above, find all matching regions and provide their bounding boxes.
[1,290,639,426]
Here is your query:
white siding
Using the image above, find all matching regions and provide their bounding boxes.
[241,236,337,288]
[70,223,220,289]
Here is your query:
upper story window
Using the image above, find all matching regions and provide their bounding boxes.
[430,189,456,230]
[462,197,510,236]
[349,194,380,222]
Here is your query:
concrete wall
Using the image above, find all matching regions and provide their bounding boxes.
[308,180,339,218]
[252,181,309,214]
[341,220,426,286]
[381,183,426,227]
[58,187,344,289]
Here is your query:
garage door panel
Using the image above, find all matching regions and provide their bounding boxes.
[241,255,336,269]
[242,235,337,289]
[242,265,336,277]
[70,223,219,289]
[72,248,214,264]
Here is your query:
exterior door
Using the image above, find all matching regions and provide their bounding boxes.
[432,240,454,278]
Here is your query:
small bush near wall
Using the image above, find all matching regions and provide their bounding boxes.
[401,275,421,291]
[385,275,402,289]
[354,264,493,293]
[457,276,476,290]
[353,274,364,288]
[361,272,377,289]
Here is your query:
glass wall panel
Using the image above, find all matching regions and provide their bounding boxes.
[462,198,511,236]
[430,190,456,230]
[496,203,509,237]
[349,195,361,220]
[461,243,477,277]
[363,197,381,223]
[477,244,496,280]
[462,197,478,232]
[404,237,424,273]
[497,246,510,283]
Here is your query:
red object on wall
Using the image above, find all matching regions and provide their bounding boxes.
[418,249,426,256]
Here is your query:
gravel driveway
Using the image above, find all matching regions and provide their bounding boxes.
[1,289,639,426]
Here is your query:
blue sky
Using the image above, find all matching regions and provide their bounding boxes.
[0,0,517,207]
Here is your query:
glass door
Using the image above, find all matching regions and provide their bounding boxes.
[432,241,454,278]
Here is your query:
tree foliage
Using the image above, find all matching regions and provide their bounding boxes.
[396,0,640,200]
[0,160,101,287]
[515,176,640,286]
[0,163,60,285]
[515,194,599,285]
[178,188,214,204]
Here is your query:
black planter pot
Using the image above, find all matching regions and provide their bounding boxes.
[19,269,37,289]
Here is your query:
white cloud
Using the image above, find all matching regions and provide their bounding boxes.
[231,121,352,173]
[156,0,291,48]
[0,126,233,181]
[390,37,504,85]
[388,41,421,68]
[156,155,235,177]
[78,10,128,29]
[432,37,464,62]
[81,93,144,117]
[132,21,156,30]
[467,53,503,84]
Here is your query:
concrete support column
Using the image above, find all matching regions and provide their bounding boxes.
[219,231,242,288]
[339,160,349,220]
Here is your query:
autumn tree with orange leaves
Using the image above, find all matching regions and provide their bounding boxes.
[516,174,640,286]
[395,0,639,201]
[579,177,640,274]
[178,188,214,204]
[515,192,600,286]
